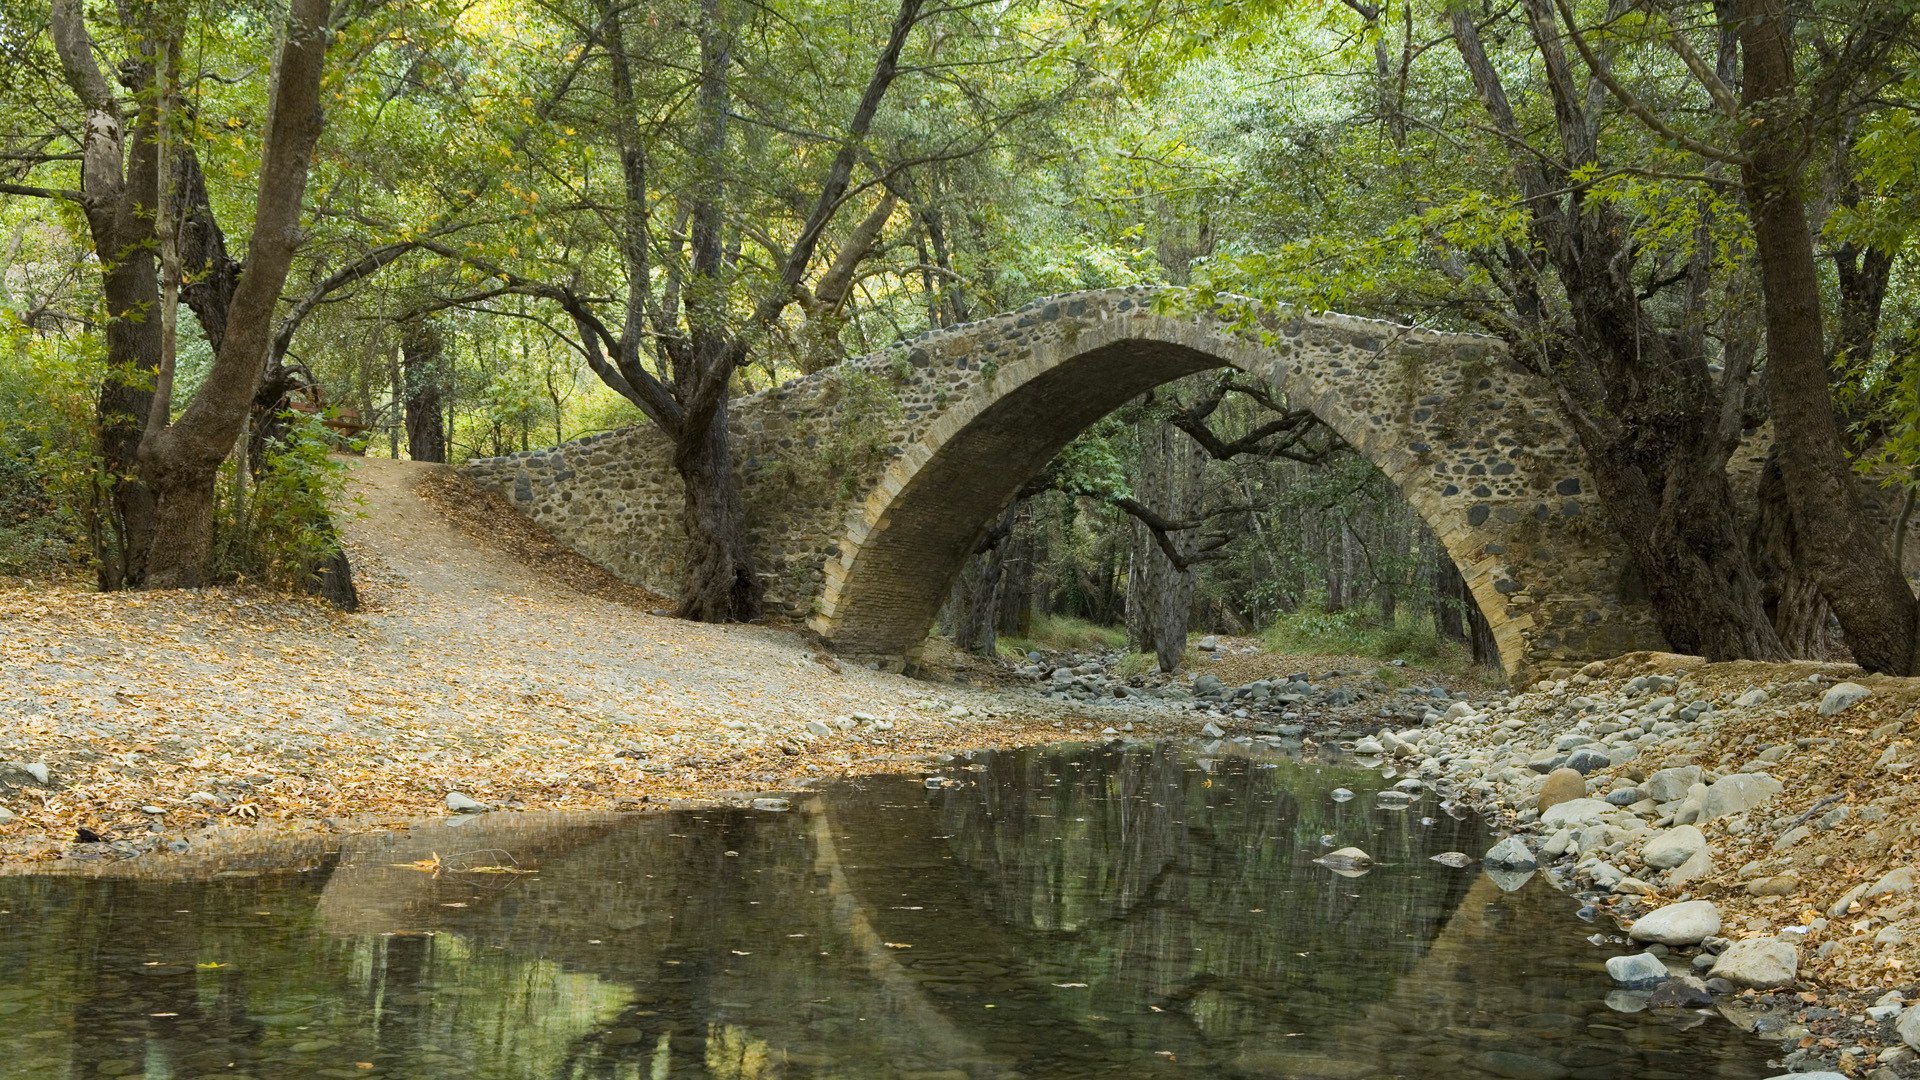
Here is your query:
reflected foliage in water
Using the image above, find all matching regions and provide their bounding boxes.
[0,742,1773,1078]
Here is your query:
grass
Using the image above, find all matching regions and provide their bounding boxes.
[1260,606,1472,670]
[996,614,1129,658]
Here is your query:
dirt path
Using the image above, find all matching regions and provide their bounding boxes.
[0,458,1167,866]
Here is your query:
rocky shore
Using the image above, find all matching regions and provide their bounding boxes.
[1354,651,1920,1078]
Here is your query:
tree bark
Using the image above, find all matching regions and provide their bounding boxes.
[671,401,761,621]
[140,0,332,588]
[1733,0,1917,672]
[401,320,449,463]
[1126,422,1202,672]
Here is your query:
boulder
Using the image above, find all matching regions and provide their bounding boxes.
[1641,825,1707,870]
[1485,836,1538,872]
[1818,682,1872,716]
[1698,773,1783,822]
[1666,846,1713,887]
[1709,937,1798,989]
[1605,951,1670,988]
[1627,900,1721,946]
[1540,798,1615,828]
[1865,866,1916,901]
[1536,768,1588,814]
[1898,1005,1920,1051]
[1643,765,1702,803]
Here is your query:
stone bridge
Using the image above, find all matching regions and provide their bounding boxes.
[462,286,1667,681]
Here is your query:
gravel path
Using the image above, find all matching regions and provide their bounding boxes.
[0,458,1170,865]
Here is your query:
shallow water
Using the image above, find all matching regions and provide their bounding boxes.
[0,741,1775,1079]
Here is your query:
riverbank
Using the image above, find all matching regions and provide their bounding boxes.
[1379,651,1920,1078]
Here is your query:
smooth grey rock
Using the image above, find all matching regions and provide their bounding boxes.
[1643,765,1702,803]
[1647,974,1713,1008]
[1200,721,1226,738]
[1604,787,1642,806]
[445,792,489,814]
[1641,825,1706,870]
[1430,851,1474,868]
[750,797,791,812]
[1898,1005,1920,1050]
[1605,951,1670,988]
[21,762,48,785]
[1819,682,1872,715]
[1197,635,1219,651]
[1565,747,1611,774]
[1485,835,1538,872]
[1709,937,1798,989]
[1628,900,1721,946]
[1330,787,1355,802]
[1193,674,1227,697]
[1667,845,1713,887]
[1540,798,1614,828]
[1698,773,1783,821]
[805,719,833,738]
[1351,736,1385,755]
[1734,688,1769,707]
[1867,866,1917,900]
[0,805,13,825]
[1315,847,1373,873]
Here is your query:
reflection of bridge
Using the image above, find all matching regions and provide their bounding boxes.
[465,287,1669,680]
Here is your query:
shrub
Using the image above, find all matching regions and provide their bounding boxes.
[216,411,351,591]
[0,325,105,577]
[1261,604,1468,669]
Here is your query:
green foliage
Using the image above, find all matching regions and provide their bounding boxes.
[0,324,105,577]
[215,413,351,592]
[995,614,1129,657]
[1261,605,1466,669]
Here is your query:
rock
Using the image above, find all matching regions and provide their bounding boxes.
[1200,721,1225,738]
[750,797,791,812]
[1430,851,1474,868]
[1605,951,1671,988]
[1898,1005,1920,1050]
[445,792,489,814]
[1709,937,1799,989]
[1643,765,1702,803]
[1485,867,1535,892]
[805,719,833,738]
[1666,846,1713,887]
[1697,773,1783,822]
[1536,768,1587,814]
[1485,835,1538,872]
[0,805,13,825]
[1628,900,1721,946]
[1197,635,1219,651]
[1330,787,1355,802]
[1351,736,1385,755]
[1193,674,1227,697]
[1564,747,1610,775]
[1734,688,1769,707]
[1641,825,1707,870]
[1315,847,1373,872]
[1773,825,1812,850]
[21,762,48,785]
[1539,798,1614,828]
[1830,882,1871,918]
[1745,872,1800,897]
[1867,866,1917,900]
[1819,681,1872,715]
[1604,787,1642,806]
[1646,975,1713,1008]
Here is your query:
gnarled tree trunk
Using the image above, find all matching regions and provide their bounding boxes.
[400,320,449,463]
[672,403,762,621]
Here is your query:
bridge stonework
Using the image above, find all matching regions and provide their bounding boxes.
[462,287,1667,682]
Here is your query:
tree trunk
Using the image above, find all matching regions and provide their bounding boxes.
[672,403,763,621]
[401,320,449,463]
[1126,422,1201,672]
[1747,450,1841,657]
[1735,0,1917,673]
[141,0,332,588]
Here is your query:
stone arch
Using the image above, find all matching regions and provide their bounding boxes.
[807,287,1664,681]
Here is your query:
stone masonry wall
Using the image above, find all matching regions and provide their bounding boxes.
[463,287,1670,680]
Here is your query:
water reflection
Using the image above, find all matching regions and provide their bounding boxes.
[0,741,1774,1078]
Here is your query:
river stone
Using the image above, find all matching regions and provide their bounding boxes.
[1698,773,1783,822]
[1201,721,1226,738]
[1710,937,1798,989]
[21,762,48,785]
[1605,951,1670,988]
[0,806,12,824]
[1641,825,1707,870]
[1330,788,1355,802]
[1351,736,1385,755]
[1644,765,1703,803]
[1430,851,1474,868]
[445,792,489,814]
[1536,768,1587,814]
[1898,1005,1920,1050]
[1628,900,1721,946]
[1734,688,1769,707]
[1647,974,1713,1008]
[1316,847,1373,871]
[805,719,833,738]
[1819,682,1872,715]
[1866,866,1918,900]
[1485,835,1538,872]
[1540,798,1614,828]
[1193,674,1227,697]
[1666,845,1713,887]
[1564,747,1610,775]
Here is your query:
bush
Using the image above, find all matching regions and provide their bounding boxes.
[996,614,1129,657]
[216,411,351,591]
[1261,604,1468,668]
[0,325,105,577]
